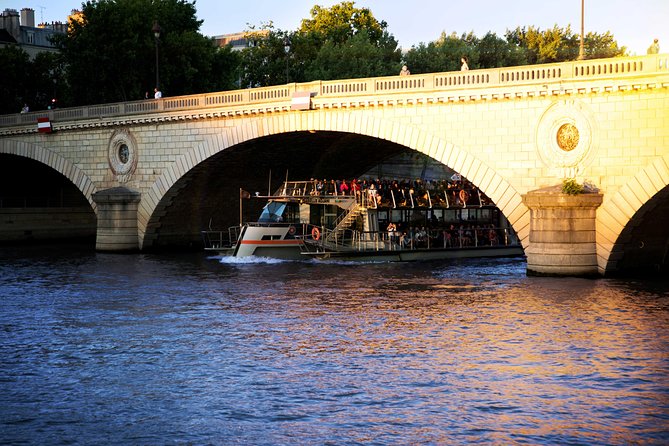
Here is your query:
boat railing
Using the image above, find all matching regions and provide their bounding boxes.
[201,229,232,250]
[275,180,319,197]
[310,226,520,252]
[274,181,489,210]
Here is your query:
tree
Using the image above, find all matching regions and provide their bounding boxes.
[53,0,239,106]
[299,1,400,79]
[404,25,626,74]
[505,25,625,64]
[0,46,65,113]
[238,25,293,88]
[239,2,401,85]
[305,30,400,80]
[300,1,387,45]
[584,31,626,59]
[404,32,475,74]
[0,46,31,114]
[476,32,528,69]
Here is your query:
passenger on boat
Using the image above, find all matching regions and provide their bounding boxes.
[387,222,398,245]
[400,231,411,249]
[351,179,360,196]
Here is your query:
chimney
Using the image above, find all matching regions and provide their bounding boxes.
[21,8,35,28]
[1,9,21,40]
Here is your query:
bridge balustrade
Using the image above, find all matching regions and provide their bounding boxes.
[1,54,666,129]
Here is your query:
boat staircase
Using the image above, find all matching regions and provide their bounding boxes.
[324,202,365,248]
[301,199,367,254]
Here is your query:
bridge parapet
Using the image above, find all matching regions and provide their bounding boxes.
[1,54,667,133]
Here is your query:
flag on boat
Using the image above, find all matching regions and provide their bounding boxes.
[37,117,52,133]
[240,189,251,199]
[291,91,312,110]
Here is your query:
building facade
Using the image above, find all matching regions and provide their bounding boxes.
[0,8,66,58]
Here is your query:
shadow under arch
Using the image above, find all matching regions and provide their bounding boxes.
[598,154,669,276]
[0,139,98,211]
[138,112,530,251]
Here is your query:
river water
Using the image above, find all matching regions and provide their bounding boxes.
[1,245,668,445]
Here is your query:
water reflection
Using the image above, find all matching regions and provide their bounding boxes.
[1,247,668,444]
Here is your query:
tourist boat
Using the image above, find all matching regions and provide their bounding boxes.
[201,179,524,261]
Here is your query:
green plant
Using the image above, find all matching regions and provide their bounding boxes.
[562,178,584,195]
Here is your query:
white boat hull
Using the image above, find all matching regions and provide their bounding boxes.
[232,225,304,260]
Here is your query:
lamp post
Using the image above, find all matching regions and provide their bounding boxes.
[578,0,585,60]
[152,20,161,89]
[284,36,290,83]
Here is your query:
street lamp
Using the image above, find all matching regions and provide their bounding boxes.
[152,20,161,89]
[284,36,290,83]
[578,0,585,60]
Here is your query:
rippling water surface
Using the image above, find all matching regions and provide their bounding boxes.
[1,245,668,445]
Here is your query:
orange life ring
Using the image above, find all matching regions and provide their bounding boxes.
[459,189,469,204]
[311,227,321,241]
[288,225,296,235]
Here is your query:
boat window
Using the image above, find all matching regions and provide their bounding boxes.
[258,202,287,222]
[282,203,301,224]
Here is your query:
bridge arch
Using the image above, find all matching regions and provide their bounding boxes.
[597,154,669,275]
[0,139,98,211]
[138,112,530,250]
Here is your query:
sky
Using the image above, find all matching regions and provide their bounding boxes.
[2,0,667,56]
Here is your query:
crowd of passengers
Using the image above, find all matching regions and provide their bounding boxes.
[384,222,507,249]
[303,177,493,208]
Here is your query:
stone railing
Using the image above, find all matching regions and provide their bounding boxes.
[1,53,667,129]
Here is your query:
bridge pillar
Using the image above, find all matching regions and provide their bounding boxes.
[522,187,603,277]
[91,187,141,252]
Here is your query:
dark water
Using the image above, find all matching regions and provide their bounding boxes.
[1,246,668,445]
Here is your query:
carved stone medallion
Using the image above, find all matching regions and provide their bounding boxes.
[536,99,597,175]
[108,129,138,182]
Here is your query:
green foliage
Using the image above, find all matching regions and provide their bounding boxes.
[505,25,625,64]
[53,0,239,106]
[2,0,630,111]
[239,25,292,88]
[0,46,32,113]
[562,178,585,195]
[405,32,476,74]
[296,1,400,80]
[300,1,387,45]
[404,24,626,74]
[0,46,65,113]
[305,31,400,80]
[241,2,401,85]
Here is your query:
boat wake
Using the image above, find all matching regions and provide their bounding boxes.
[216,255,292,265]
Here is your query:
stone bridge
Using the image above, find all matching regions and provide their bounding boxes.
[1,54,668,276]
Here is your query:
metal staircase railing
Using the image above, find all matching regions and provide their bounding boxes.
[324,202,363,247]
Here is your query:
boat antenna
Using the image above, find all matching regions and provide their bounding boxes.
[268,169,271,196]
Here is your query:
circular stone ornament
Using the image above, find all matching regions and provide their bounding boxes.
[556,123,579,152]
[108,129,138,182]
[536,100,597,172]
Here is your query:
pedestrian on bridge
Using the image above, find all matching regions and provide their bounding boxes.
[647,38,660,54]
[461,56,469,71]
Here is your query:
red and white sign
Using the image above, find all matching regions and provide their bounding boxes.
[37,117,52,133]
[291,91,312,111]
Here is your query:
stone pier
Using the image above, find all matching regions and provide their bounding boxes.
[91,187,141,252]
[522,187,603,277]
